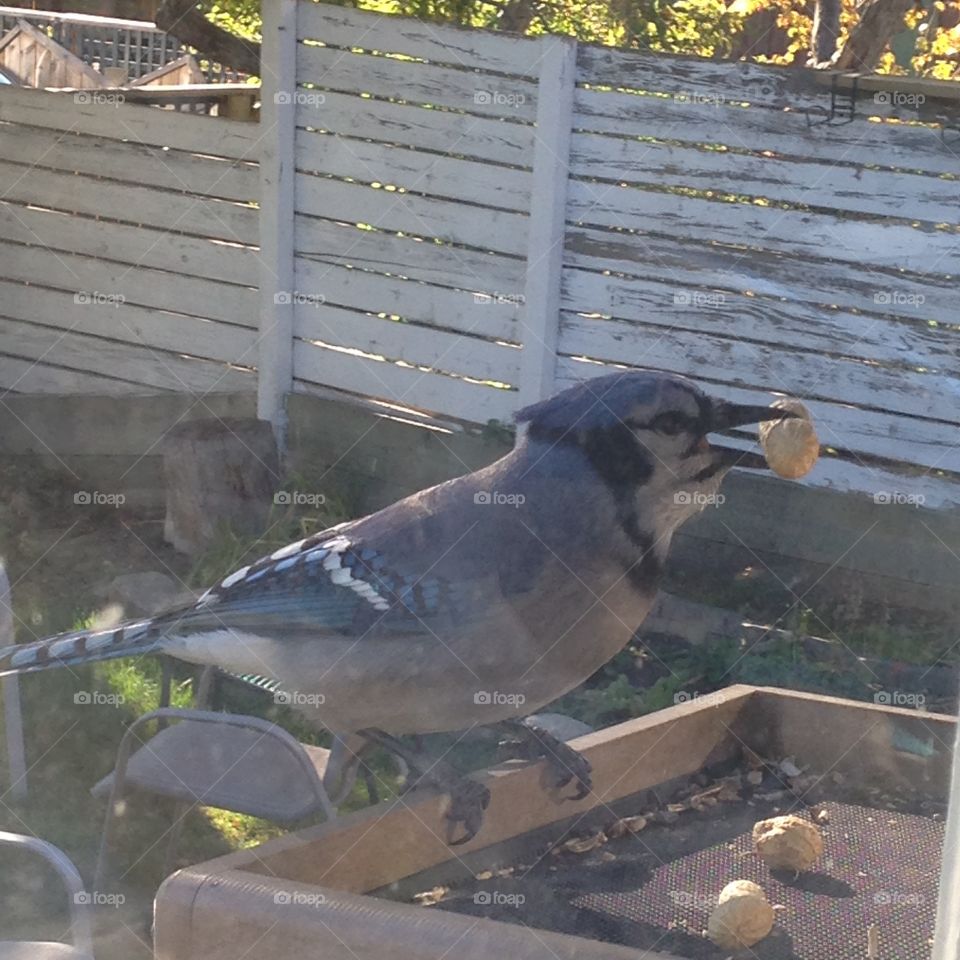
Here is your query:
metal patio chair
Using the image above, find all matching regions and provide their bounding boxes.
[0,830,94,960]
[90,707,339,891]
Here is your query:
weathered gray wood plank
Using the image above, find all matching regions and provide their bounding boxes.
[298,2,540,78]
[0,86,260,159]
[573,87,958,177]
[567,180,960,274]
[294,302,520,384]
[571,133,959,226]
[293,341,516,424]
[295,257,521,342]
[0,281,258,365]
[296,44,538,122]
[295,133,531,212]
[295,89,533,165]
[0,240,257,327]
[0,202,258,286]
[2,125,259,203]
[295,215,525,293]
[296,175,528,256]
[0,161,259,243]
[559,310,958,424]
[565,225,957,325]
[0,317,252,393]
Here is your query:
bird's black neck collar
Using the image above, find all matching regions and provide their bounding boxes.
[527,420,662,592]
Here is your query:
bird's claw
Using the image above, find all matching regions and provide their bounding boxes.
[501,719,593,803]
[445,779,491,845]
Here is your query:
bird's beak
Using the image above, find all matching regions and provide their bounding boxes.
[705,400,798,470]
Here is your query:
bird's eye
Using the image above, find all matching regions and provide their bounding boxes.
[652,413,687,437]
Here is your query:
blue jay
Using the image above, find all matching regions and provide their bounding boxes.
[0,371,795,841]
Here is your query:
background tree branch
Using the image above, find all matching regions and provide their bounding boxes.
[156,0,261,75]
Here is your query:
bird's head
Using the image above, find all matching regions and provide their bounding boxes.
[517,370,796,540]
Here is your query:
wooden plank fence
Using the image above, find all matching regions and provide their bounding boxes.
[1,0,958,512]
[0,85,260,395]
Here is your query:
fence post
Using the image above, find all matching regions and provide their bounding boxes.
[257,0,298,450]
[517,34,578,410]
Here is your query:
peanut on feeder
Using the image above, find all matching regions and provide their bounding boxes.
[753,814,824,871]
[707,880,774,949]
[759,398,819,479]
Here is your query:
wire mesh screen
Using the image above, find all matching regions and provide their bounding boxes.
[433,800,942,959]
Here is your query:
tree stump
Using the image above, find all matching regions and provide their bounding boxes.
[161,418,280,557]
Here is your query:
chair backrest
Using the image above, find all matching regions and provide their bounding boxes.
[0,831,93,956]
[99,707,337,823]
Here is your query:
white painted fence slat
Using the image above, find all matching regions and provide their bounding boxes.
[0,317,252,393]
[295,215,525,293]
[295,89,534,165]
[294,258,522,342]
[296,43,538,123]
[0,241,257,327]
[573,86,959,177]
[295,133,531,212]
[0,161,259,244]
[559,312,958,424]
[0,281,259,365]
[0,85,260,159]
[295,303,520,384]
[2,126,259,203]
[570,133,959,227]
[298,2,540,78]
[566,180,960,275]
[563,269,958,370]
[293,342,516,424]
[0,202,259,287]
[296,176,529,256]
[565,225,958,327]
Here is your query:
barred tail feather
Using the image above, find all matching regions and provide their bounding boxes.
[0,619,165,677]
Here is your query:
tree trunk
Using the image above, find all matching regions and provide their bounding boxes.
[161,418,280,557]
[156,0,261,76]
[809,0,841,65]
[833,0,914,71]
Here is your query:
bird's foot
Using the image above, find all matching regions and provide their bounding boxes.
[359,729,490,845]
[500,718,592,802]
